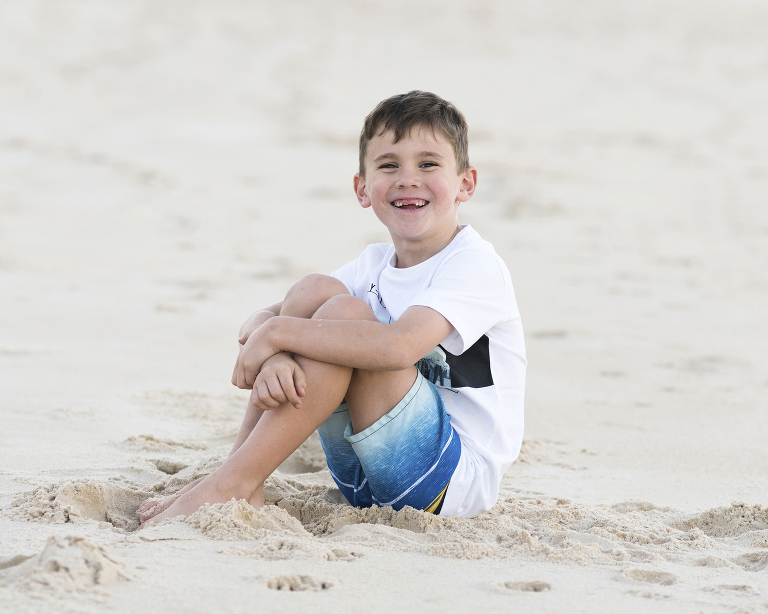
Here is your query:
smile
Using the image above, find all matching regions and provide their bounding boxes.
[391,199,428,208]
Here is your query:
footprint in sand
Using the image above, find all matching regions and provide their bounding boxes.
[502,580,552,592]
[732,551,768,572]
[265,575,332,591]
[703,584,760,596]
[623,569,677,586]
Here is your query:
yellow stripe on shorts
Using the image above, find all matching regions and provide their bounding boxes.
[424,482,450,514]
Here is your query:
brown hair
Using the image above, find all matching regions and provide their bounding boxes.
[358,91,469,177]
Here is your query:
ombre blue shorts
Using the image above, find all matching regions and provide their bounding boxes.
[317,372,461,514]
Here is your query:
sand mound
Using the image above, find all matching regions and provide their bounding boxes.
[156,454,226,495]
[262,481,748,563]
[676,503,768,538]
[8,480,152,531]
[184,499,310,540]
[0,536,130,592]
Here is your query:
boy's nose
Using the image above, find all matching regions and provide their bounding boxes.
[396,168,421,188]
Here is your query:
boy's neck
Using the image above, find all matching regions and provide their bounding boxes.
[391,223,463,268]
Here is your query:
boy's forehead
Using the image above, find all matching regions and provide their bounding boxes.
[367,125,451,158]
[374,124,446,145]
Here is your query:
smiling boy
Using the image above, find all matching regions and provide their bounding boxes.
[140,91,526,525]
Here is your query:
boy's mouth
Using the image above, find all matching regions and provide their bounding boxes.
[391,199,428,209]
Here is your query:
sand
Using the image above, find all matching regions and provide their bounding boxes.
[1,1,767,612]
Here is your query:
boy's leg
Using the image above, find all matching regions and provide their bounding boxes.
[142,288,417,525]
[226,274,353,451]
[137,275,350,523]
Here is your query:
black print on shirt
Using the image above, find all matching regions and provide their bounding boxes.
[416,335,494,389]
[367,283,386,308]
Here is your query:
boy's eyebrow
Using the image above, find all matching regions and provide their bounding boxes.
[418,150,445,159]
[372,151,445,163]
[372,152,398,163]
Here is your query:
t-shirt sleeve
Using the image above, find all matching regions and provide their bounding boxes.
[412,249,511,355]
[330,258,358,296]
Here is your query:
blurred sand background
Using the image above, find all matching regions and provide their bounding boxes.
[1,1,768,612]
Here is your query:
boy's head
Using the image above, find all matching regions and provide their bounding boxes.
[358,91,469,178]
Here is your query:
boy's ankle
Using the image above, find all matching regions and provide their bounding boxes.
[248,485,264,508]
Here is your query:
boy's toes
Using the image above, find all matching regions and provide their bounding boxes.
[137,499,158,512]
[137,495,179,522]
[136,501,159,523]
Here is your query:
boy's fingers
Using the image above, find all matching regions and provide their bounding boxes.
[256,380,279,409]
[277,370,301,408]
[248,387,260,410]
[250,388,267,412]
[235,355,249,389]
[293,367,307,398]
[243,360,258,389]
[232,347,247,387]
[266,377,288,404]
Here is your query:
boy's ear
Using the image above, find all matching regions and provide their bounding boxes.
[353,173,371,208]
[456,166,478,203]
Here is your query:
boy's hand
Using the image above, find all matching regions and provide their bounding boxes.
[249,352,306,410]
[232,320,281,389]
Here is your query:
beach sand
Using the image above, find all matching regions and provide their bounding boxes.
[1,1,767,612]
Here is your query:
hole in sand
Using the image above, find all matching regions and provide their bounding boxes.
[151,458,189,475]
[10,480,151,531]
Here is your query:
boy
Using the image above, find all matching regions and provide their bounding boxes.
[140,91,526,524]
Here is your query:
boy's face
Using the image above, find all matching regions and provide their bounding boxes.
[354,126,476,260]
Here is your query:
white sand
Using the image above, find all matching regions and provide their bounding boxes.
[1,1,767,612]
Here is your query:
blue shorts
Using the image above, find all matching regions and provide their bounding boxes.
[317,372,461,514]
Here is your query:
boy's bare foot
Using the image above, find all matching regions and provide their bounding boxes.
[136,477,207,524]
[136,495,179,523]
[138,473,263,529]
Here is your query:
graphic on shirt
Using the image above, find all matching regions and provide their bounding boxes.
[366,283,386,308]
[417,335,494,389]
[416,346,452,387]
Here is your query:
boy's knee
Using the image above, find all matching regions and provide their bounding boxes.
[312,294,376,322]
[288,274,349,300]
[283,274,350,317]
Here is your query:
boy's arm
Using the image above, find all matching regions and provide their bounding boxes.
[233,306,453,389]
[238,301,283,342]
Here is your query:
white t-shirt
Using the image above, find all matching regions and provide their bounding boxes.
[331,225,526,517]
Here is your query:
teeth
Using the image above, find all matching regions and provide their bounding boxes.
[392,200,426,208]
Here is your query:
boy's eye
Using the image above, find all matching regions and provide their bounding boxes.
[420,161,438,168]
[379,163,397,169]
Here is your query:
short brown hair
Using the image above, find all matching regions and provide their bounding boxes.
[358,91,469,177]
